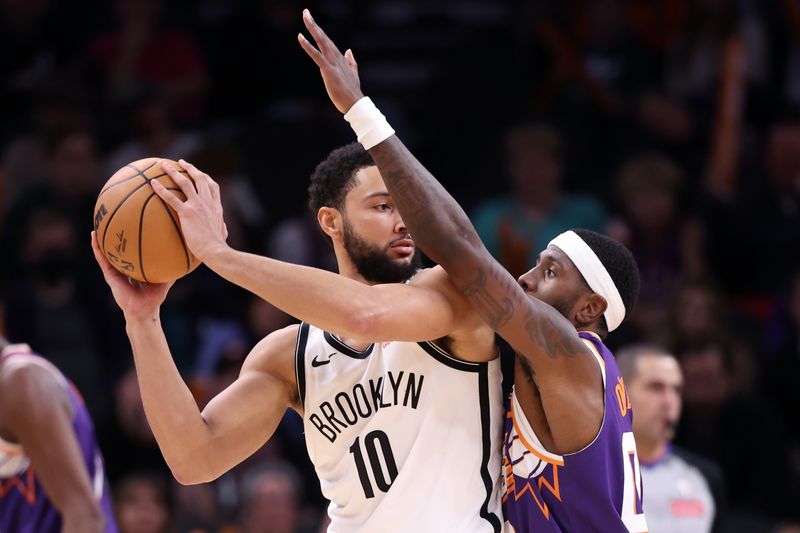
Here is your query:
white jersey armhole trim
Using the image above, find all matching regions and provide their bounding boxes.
[0,437,24,454]
[580,337,607,386]
[509,335,609,461]
[1,345,70,391]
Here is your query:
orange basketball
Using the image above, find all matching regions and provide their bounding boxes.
[93,157,200,283]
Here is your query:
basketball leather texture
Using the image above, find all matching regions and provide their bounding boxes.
[93,157,200,283]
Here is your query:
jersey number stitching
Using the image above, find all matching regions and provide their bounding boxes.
[349,430,398,499]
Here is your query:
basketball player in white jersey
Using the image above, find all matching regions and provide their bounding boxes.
[92,144,504,531]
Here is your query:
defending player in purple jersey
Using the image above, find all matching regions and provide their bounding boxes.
[503,331,646,532]
[295,12,647,531]
[0,340,117,533]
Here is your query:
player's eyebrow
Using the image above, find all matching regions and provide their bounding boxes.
[540,251,564,269]
[364,192,391,200]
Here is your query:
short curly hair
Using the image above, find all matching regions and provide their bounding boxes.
[308,143,375,215]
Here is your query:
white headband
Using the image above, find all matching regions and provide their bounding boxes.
[548,230,626,332]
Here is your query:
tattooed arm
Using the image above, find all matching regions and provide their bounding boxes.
[297,9,591,352]
[367,135,591,362]
[298,9,604,449]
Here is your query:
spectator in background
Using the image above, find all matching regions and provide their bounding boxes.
[0,0,84,144]
[617,344,725,533]
[113,471,173,533]
[675,339,796,523]
[172,479,221,533]
[4,207,125,421]
[1,86,92,210]
[102,369,167,483]
[104,89,203,179]
[609,154,705,336]
[665,0,768,109]
[88,0,208,125]
[246,296,295,343]
[705,121,800,305]
[186,143,266,254]
[662,277,760,395]
[266,215,338,274]
[238,462,319,533]
[1,127,103,280]
[471,123,606,277]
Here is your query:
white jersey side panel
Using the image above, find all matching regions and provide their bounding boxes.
[297,323,504,533]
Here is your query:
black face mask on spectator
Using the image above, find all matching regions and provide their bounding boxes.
[30,248,77,285]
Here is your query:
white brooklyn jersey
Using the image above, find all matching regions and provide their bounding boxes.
[296,322,504,532]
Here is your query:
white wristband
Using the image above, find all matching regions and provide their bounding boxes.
[344,97,395,150]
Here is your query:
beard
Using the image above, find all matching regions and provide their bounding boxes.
[343,220,421,284]
[546,293,578,320]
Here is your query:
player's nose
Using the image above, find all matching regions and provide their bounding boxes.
[395,215,407,234]
[518,270,536,292]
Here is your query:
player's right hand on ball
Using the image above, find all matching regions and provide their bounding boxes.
[91,231,173,321]
[153,160,229,264]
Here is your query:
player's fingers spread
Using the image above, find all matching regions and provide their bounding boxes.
[150,179,184,211]
[179,159,212,199]
[298,33,324,66]
[160,161,196,199]
[176,159,204,195]
[303,9,341,57]
[177,159,202,181]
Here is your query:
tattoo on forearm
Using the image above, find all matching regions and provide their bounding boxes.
[369,138,584,362]
[523,307,584,359]
[462,268,514,330]
[370,140,470,259]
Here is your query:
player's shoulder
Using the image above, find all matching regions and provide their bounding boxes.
[0,352,69,415]
[242,324,301,379]
[408,265,456,291]
[0,349,60,392]
[408,266,472,312]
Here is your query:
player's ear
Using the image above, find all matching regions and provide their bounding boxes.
[576,292,607,326]
[318,207,343,240]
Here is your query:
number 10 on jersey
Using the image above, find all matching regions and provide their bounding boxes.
[349,430,398,498]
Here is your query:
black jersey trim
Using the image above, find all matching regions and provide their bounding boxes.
[479,363,502,532]
[323,331,374,359]
[416,340,483,372]
[295,322,310,408]
[420,339,500,530]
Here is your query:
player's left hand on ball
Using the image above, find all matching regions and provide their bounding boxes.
[91,231,173,319]
[298,8,364,114]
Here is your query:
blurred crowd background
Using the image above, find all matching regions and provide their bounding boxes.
[2,0,800,531]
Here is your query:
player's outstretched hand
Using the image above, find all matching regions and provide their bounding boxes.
[152,160,229,263]
[298,8,364,114]
[91,231,173,321]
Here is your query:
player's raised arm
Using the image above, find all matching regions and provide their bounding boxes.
[298,10,591,368]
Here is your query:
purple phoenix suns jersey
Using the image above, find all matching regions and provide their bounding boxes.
[502,331,648,532]
[0,347,118,533]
